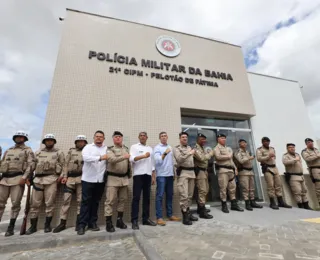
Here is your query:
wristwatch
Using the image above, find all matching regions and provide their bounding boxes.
[163,152,167,156]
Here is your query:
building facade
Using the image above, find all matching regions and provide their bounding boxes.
[40,9,318,226]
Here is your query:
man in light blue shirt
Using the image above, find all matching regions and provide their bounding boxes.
[154,132,180,226]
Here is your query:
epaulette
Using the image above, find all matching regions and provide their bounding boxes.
[124,145,128,149]
[69,147,76,151]
[107,146,114,149]
[175,145,180,148]
[301,148,307,152]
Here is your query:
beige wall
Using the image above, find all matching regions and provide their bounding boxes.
[40,10,257,226]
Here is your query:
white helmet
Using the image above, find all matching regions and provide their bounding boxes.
[75,135,87,144]
[13,130,29,142]
[42,133,56,144]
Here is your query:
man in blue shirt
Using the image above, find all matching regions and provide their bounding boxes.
[154,132,180,226]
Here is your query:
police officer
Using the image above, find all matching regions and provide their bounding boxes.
[256,137,291,209]
[214,134,243,213]
[193,133,213,219]
[53,135,87,233]
[234,139,263,211]
[283,143,312,210]
[301,138,320,205]
[104,131,131,232]
[26,134,65,235]
[173,132,198,225]
[0,131,35,236]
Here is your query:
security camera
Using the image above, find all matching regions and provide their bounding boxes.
[59,17,64,21]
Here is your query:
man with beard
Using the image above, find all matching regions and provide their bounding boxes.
[26,134,65,235]
[53,135,88,233]
[0,131,35,237]
[283,143,312,210]
[256,137,291,210]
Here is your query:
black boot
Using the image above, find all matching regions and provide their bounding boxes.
[199,205,213,219]
[197,204,211,214]
[277,196,292,208]
[53,219,66,233]
[75,214,80,231]
[303,201,313,210]
[116,212,127,229]
[269,197,279,210]
[106,216,115,232]
[187,207,198,221]
[5,218,16,237]
[231,200,244,212]
[250,200,263,208]
[26,218,38,235]
[245,200,253,211]
[221,201,229,213]
[182,210,192,225]
[44,216,53,233]
[132,220,139,230]
[297,202,304,208]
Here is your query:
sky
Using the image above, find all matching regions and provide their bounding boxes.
[1,0,320,152]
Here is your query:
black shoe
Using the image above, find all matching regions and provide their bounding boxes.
[53,219,66,233]
[89,223,100,231]
[44,217,53,233]
[116,212,127,229]
[277,196,292,208]
[297,202,304,208]
[5,218,16,237]
[77,226,85,235]
[182,210,192,225]
[197,204,210,214]
[269,197,279,210]
[231,200,244,212]
[26,218,38,235]
[142,219,156,226]
[221,201,229,213]
[187,207,198,221]
[199,205,213,219]
[303,201,313,210]
[106,216,115,233]
[245,200,253,211]
[250,200,263,208]
[132,220,139,230]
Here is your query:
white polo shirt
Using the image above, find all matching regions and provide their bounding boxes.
[130,143,155,176]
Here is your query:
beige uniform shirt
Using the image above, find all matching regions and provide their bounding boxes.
[301,148,320,167]
[194,143,213,169]
[62,147,84,185]
[256,146,278,174]
[282,152,304,181]
[33,147,65,185]
[234,148,254,176]
[173,144,195,178]
[0,144,35,186]
[214,143,235,174]
[106,145,130,187]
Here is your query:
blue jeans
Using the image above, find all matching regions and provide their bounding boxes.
[156,176,174,219]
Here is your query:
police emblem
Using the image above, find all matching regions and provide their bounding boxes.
[156,35,181,57]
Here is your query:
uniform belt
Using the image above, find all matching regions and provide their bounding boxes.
[34,173,55,177]
[180,167,195,171]
[196,167,207,171]
[266,164,276,167]
[68,172,82,178]
[286,172,303,176]
[107,171,127,177]
[239,167,253,171]
[309,166,320,169]
[215,164,235,170]
[1,172,23,178]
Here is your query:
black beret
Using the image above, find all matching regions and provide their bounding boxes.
[305,138,314,143]
[113,131,123,137]
[197,133,207,139]
[179,131,189,137]
[238,139,247,143]
[217,134,226,138]
[262,137,270,142]
[286,143,295,147]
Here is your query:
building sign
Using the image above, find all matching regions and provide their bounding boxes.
[88,51,234,88]
[155,35,181,57]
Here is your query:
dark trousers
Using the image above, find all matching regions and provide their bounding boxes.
[131,174,151,222]
[156,176,174,219]
[79,181,105,228]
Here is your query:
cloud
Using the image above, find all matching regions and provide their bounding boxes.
[0,0,320,151]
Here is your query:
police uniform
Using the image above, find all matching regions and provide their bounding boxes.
[173,141,198,225]
[283,143,312,209]
[214,134,243,213]
[26,134,65,235]
[0,131,35,236]
[301,138,320,204]
[234,139,262,210]
[53,135,87,233]
[256,137,291,209]
[193,133,213,219]
[104,131,130,233]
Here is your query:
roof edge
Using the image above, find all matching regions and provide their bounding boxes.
[247,71,299,83]
[66,8,241,48]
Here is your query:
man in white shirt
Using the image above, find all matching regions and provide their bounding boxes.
[77,130,108,235]
[130,132,156,230]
